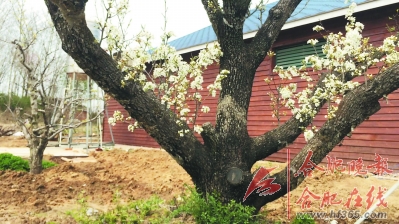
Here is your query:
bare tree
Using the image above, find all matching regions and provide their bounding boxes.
[44,0,399,213]
[2,0,101,174]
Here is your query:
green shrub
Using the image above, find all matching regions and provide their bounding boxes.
[0,93,31,112]
[170,187,258,224]
[0,153,58,172]
[0,153,30,171]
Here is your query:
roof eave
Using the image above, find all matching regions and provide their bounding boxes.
[176,0,395,55]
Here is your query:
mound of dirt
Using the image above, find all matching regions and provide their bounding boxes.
[0,148,398,223]
[0,149,193,223]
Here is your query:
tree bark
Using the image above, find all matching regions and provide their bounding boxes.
[29,143,45,174]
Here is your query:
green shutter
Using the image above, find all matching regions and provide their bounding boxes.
[275,40,326,68]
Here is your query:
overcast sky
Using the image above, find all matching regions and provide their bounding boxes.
[2,0,273,96]
[29,0,270,44]
[86,0,211,42]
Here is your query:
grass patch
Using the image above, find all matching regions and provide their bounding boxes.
[67,187,274,224]
[169,187,259,224]
[0,153,58,172]
[67,192,169,224]
[42,160,57,169]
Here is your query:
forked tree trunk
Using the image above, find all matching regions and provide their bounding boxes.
[39,0,337,211]
[43,0,399,214]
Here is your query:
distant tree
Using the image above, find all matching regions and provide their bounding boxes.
[44,0,399,213]
[2,0,101,174]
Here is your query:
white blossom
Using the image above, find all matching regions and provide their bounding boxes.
[128,124,135,132]
[180,108,190,116]
[279,87,293,99]
[108,117,116,126]
[194,125,203,134]
[312,25,324,32]
[143,82,156,92]
[307,39,319,46]
[304,129,314,142]
[201,106,210,113]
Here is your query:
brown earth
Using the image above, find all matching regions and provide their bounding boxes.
[0,135,28,147]
[0,136,398,223]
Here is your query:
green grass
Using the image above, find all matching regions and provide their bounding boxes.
[42,160,57,169]
[0,153,57,172]
[67,187,273,224]
[67,192,169,224]
[169,187,259,224]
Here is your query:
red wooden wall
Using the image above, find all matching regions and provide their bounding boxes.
[103,99,160,148]
[104,4,399,172]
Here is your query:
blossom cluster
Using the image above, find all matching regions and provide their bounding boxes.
[106,8,226,136]
[96,0,132,54]
[108,110,123,126]
[266,2,399,141]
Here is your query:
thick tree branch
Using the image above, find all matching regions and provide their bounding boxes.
[12,40,33,73]
[247,0,302,65]
[220,1,252,31]
[211,0,301,155]
[44,0,207,175]
[201,0,223,38]
[248,62,399,208]
[208,1,258,147]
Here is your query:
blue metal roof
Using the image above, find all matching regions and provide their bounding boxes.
[169,0,370,51]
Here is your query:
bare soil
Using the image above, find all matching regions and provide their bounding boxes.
[0,136,398,223]
[0,135,28,147]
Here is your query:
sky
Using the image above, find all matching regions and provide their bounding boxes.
[1,0,273,101]
[86,0,211,43]
[29,0,270,44]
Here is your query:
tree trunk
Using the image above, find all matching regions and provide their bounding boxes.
[28,139,46,174]
[44,0,399,214]
[192,156,256,206]
[29,148,44,174]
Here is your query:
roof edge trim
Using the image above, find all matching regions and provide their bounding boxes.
[176,0,395,55]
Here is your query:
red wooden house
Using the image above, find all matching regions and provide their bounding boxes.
[104,0,399,172]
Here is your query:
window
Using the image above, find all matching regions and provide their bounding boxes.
[275,40,326,68]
